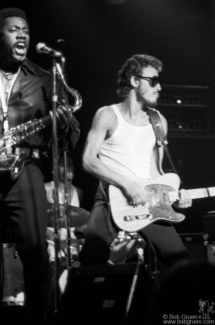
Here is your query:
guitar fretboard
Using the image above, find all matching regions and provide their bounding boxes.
[169,187,215,202]
[187,187,215,199]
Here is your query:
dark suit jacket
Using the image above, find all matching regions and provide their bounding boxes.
[4,58,80,151]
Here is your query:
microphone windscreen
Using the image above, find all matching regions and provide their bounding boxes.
[36,43,46,53]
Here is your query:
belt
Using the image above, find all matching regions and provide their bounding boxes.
[5,147,40,158]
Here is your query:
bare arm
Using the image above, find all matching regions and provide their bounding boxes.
[82,107,149,205]
[82,107,129,190]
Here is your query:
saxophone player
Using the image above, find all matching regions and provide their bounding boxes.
[0,7,80,325]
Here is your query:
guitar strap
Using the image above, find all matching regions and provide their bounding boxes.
[147,107,179,176]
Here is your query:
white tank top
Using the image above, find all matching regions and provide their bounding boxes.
[100,105,156,181]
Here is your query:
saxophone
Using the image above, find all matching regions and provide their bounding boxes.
[0,115,52,179]
[0,63,82,180]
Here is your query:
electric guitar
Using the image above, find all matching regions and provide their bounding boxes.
[108,173,215,232]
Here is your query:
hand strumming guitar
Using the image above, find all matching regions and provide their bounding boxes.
[122,179,150,207]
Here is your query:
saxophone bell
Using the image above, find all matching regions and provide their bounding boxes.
[0,152,26,180]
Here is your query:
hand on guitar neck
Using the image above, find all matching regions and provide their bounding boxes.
[173,188,192,209]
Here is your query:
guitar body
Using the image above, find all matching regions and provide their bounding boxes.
[109,173,185,232]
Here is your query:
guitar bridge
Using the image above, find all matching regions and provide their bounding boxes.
[123,214,152,222]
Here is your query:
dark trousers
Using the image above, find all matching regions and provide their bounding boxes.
[79,186,189,268]
[0,159,52,325]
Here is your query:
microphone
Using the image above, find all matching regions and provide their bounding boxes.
[36,43,62,58]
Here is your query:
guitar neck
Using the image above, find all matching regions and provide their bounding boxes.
[187,187,215,199]
[169,186,215,202]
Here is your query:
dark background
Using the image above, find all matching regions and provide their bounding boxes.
[1,0,215,234]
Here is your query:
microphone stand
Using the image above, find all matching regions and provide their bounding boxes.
[57,56,72,270]
[51,57,61,314]
[63,151,72,270]
[124,237,144,324]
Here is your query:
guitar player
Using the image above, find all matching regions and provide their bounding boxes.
[79,54,192,270]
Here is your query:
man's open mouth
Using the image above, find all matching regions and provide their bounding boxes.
[15,42,27,55]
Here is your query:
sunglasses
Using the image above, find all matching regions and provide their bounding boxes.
[136,75,161,87]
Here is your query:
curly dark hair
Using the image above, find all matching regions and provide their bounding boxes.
[0,8,29,34]
[117,54,163,99]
